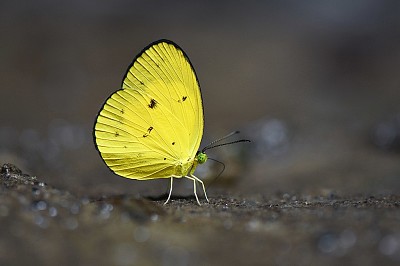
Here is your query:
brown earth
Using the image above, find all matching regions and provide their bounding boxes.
[1,163,399,266]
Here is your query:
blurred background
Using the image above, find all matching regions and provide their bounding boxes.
[1,0,400,197]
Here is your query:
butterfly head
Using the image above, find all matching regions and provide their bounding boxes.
[196,151,208,164]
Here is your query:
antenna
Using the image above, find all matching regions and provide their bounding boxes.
[202,131,251,153]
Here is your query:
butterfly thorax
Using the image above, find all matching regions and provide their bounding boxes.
[174,152,207,177]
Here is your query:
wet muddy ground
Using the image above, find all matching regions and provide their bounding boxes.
[1,163,399,266]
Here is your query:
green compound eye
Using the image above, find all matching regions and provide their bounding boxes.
[196,152,208,164]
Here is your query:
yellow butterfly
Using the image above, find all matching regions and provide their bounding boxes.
[94,40,209,205]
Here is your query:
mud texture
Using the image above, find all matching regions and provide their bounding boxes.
[1,163,399,266]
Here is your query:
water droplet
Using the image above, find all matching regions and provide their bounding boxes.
[98,203,113,219]
[49,207,58,217]
[33,200,47,211]
[150,214,159,222]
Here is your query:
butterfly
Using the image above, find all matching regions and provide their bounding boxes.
[94,39,209,205]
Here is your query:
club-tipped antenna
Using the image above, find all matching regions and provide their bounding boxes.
[202,131,250,153]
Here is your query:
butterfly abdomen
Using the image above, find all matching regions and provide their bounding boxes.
[173,158,196,177]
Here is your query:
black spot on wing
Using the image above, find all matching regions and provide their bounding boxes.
[143,126,154,138]
[178,96,187,103]
[148,99,157,109]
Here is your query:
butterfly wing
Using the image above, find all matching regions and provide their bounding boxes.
[94,40,203,180]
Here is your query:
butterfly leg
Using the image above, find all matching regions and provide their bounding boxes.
[185,175,201,205]
[190,174,209,203]
[164,177,174,205]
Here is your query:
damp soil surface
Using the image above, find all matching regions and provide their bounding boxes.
[1,163,399,266]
